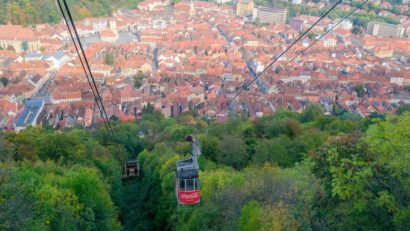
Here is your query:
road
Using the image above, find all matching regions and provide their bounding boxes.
[34,72,55,104]
[153,47,158,70]
[245,61,267,94]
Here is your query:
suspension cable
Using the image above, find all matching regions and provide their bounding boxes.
[57,0,121,153]
[228,0,344,105]
[56,0,107,132]
[262,0,370,86]
[60,0,115,136]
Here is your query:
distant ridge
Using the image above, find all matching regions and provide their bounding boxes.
[0,0,141,25]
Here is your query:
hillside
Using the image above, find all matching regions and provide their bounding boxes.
[0,0,140,25]
[1,107,410,230]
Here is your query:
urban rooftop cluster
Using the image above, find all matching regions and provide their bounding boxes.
[0,0,410,131]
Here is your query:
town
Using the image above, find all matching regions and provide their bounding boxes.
[0,0,410,131]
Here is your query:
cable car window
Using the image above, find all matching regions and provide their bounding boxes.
[185,179,194,191]
[179,179,185,190]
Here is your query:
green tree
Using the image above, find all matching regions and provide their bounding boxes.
[104,52,114,66]
[133,71,144,88]
[301,104,323,123]
[311,114,410,230]
[354,85,365,97]
[216,135,249,169]
[253,137,288,166]
[0,77,8,87]
[142,103,155,115]
[396,104,410,115]
[239,200,262,231]
[200,134,219,162]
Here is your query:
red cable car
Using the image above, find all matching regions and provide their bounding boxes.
[176,136,201,204]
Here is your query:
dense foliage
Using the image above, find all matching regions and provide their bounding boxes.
[1,106,409,230]
[254,0,400,28]
[0,0,141,25]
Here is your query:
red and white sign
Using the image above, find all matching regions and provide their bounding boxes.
[178,190,200,204]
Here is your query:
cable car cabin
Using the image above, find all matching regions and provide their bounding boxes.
[123,160,139,178]
[176,158,200,204]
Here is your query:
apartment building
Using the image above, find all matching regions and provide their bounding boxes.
[236,0,254,17]
[366,21,405,38]
[252,6,287,24]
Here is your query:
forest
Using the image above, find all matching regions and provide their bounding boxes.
[0,104,409,231]
[0,0,141,25]
[252,0,403,30]
[1,0,403,27]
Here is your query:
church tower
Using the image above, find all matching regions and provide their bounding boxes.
[189,0,196,17]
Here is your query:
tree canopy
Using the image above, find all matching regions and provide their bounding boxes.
[0,108,409,230]
[0,0,142,25]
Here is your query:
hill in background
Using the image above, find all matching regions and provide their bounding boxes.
[0,0,141,25]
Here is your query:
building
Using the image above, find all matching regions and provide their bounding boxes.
[153,19,167,29]
[390,93,410,104]
[51,91,82,104]
[252,6,287,24]
[374,45,393,58]
[330,18,353,30]
[100,21,118,42]
[100,30,118,42]
[44,51,70,70]
[214,0,232,3]
[322,35,337,47]
[366,21,405,38]
[0,25,41,53]
[290,15,330,32]
[189,0,196,17]
[14,99,44,131]
[289,18,304,31]
[236,0,254,17]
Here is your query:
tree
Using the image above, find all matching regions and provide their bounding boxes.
[252,136,297,167]
[104,52,114,66]
[352,26,361,35]
[311,113,410,231]
[0,77,8,87]
[239,200,262,231]
[307,33,317,39]
[301,104,323,123]
[396,104,410,115]
[133,71,144,88]
[354,85,365,97]
[142,103,155,115]
[216,135,248,169]
[286,118,302,138]
[0,161,121,231]
[200,135,219,162]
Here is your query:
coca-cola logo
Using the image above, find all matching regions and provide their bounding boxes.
[180,191,199,200]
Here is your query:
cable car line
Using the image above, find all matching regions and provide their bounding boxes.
[190,0,344,114]
[57,0,120,154]
[56,0,107,134]
[59,0,115,138]
[155,0,175,69]
[265,0,370,84]
[227,0,344,106]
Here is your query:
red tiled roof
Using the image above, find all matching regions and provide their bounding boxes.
[0,25,37,41]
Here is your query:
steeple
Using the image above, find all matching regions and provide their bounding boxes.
[189,0,195,17]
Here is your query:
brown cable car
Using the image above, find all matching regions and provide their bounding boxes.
[123,160,139,178]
